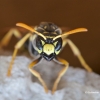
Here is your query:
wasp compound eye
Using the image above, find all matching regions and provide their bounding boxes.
[55,41,62,51]
[36,37,43,50]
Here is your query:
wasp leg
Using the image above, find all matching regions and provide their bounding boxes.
[7,33,32,76]
[0,29,22,48]
[62,38,68,50]
[28,57,48,93]
[67,39,92,72]
[61,34,71,51]
[52,57,69,94]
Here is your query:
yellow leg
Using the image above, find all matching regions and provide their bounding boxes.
[0,29,22,48]
[28,57,48,93]
[62,38,68,50]
[67,39,92,72]
[52,57,69,94]
[7,33,32,76]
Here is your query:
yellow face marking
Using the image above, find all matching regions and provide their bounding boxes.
[36,47,42,54]
[55,50,60,55]
[53,41,58,46]
[41,40,45,45]
[43,44,55,55]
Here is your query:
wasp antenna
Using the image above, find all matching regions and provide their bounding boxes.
[53,28,88,40]
[16,23,34,32]
[16,23,46,40]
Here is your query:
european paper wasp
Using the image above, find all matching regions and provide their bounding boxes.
[0,22,92,94]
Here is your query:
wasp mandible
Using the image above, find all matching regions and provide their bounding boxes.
[0,22,92,94]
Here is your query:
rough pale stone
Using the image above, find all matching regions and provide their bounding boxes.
[0,56,100,100]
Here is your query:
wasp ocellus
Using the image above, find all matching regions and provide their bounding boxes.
[0,22,92,94]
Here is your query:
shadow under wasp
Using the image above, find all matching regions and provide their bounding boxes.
[0,22,92,94]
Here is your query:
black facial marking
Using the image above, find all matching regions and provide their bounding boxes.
[45,38,53,44]
[42,52,56,61]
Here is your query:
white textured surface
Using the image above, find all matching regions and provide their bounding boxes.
[0,56,100,100]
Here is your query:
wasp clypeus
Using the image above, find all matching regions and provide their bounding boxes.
[0,22,92,94]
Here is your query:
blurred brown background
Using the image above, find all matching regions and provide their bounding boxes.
[0,0,100,74]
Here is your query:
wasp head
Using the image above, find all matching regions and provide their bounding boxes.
[36,36,62,61]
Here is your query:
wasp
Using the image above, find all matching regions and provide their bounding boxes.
[0,22,92,94]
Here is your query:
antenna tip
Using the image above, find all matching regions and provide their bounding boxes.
[16,23,22,26]
[79,28,88,32]
[83,28,88,32]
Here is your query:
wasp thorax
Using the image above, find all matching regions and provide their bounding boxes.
[35,22,62,35]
